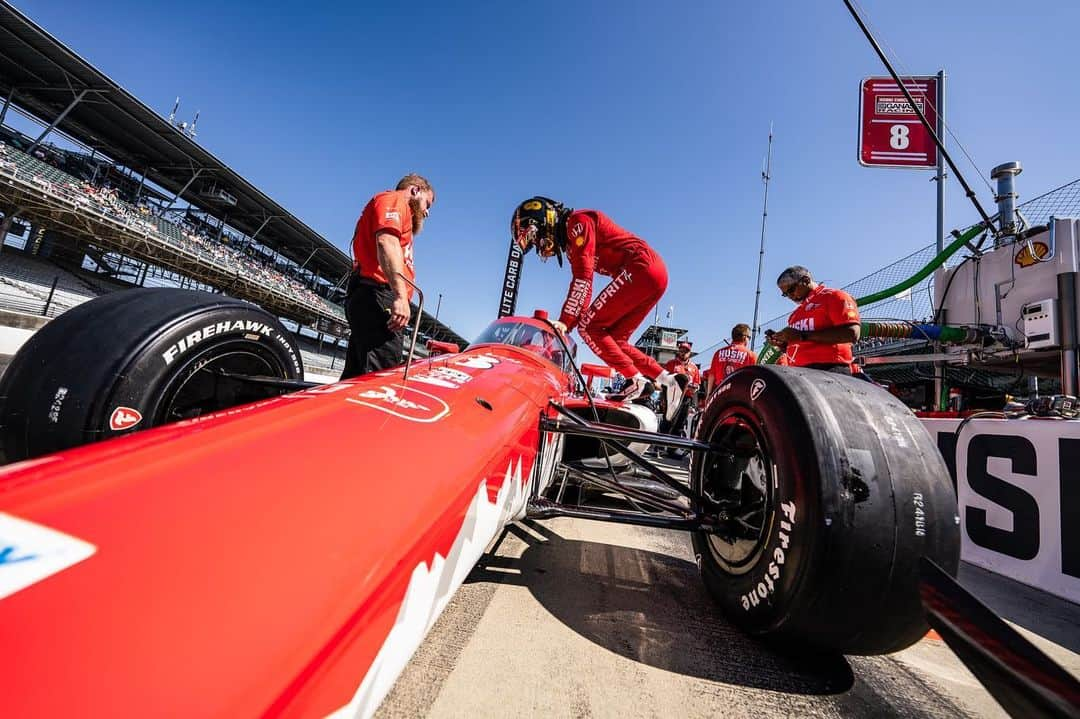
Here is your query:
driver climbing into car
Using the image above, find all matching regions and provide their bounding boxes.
[511,196,684,403]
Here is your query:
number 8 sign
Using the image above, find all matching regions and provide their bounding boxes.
[859,76,938,169]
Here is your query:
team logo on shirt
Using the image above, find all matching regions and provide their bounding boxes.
[384,210,400,221]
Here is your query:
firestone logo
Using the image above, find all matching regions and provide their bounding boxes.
[109,406,143,431]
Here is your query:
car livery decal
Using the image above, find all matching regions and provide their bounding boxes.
[328,457,530,719]
[0,513,96,600]
[346,384,451,423]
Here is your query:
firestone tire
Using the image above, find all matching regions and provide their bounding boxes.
[689,365,960,656]
[0,288,303,462]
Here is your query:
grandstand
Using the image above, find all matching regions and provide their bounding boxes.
[0,2,467,378]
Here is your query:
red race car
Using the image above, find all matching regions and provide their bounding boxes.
[0,288,966,717]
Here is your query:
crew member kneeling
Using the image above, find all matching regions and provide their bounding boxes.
[767,265,860,374]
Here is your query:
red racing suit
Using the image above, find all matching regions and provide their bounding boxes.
[558,210,667,379]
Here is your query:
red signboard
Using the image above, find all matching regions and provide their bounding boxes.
[859,76,939,169]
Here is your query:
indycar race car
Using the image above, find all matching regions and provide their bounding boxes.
[0,287,1046,718]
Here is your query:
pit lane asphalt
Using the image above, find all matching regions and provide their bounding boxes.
[375,458,1080,719]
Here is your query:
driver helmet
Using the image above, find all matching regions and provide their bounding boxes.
[511,196,568,266]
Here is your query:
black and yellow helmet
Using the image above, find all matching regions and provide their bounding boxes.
[511,196,568,265]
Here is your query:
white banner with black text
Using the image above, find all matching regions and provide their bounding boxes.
[921,417,1080,605]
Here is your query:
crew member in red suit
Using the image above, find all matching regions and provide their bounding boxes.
[706,323,757,396]
[767,265,861,373]
[511,196,678,401]
[343,173,435,379]
[665,341,701,411]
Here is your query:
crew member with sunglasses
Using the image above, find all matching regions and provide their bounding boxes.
[767,265,860,374]
[510,196,678,402]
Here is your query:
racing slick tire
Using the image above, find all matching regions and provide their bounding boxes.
[689,365,959,655]
[0,288,303,462]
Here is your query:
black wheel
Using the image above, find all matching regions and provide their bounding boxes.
[0,288,303,462]
[690,365,959,655]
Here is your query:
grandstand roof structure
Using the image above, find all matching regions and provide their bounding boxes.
[0,2,349,281]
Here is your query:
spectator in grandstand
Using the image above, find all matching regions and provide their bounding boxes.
[706,323,757,396]
[511,196,678,402]
[767,265,861,374]
[341,173,435,379]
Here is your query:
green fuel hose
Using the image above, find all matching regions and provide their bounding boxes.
[757,222,986,365]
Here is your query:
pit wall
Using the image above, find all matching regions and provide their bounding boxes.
[921,417,1080,606]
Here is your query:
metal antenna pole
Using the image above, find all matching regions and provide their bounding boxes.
[842,0,997,233]
[750,125,774,350]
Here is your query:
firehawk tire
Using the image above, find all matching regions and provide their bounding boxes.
[689,365,959,655]
[0,288,303,462]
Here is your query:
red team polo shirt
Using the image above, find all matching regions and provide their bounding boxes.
[558,210,653,330]
[664,357,701,385]
[710,340,757,380]
[785,285,860,365]
[350,190,416,298]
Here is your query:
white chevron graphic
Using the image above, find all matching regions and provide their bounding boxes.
[328,457,528,719]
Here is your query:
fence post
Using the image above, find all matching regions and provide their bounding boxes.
[42,275,58,316]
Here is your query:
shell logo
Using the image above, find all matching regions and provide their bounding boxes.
[1015,241,1050,268]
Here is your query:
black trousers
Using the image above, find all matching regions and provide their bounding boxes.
[341,275,404,379]
[803,362,875,383]
[803,363,853,375]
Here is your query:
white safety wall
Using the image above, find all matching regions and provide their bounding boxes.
[921,417,1080,605]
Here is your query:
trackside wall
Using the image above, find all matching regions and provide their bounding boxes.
[921,417,1080,605]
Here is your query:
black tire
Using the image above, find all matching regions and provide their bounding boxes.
[0,288,303,462]
[690,365,959,655]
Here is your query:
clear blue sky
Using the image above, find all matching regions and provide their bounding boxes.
[13,0,1080,358]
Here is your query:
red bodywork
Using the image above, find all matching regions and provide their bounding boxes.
[0,318,576,718]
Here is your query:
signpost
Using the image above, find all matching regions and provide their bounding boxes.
[859,76,939,169]
[860,72,948,407]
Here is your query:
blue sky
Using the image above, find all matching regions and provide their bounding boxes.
[12,0,1080,359]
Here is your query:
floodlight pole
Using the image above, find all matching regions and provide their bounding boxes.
[750,125,774,351]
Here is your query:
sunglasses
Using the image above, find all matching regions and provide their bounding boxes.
[780,283,801,299]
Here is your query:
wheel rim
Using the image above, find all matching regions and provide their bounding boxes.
[701,410,776,575]
[153,343,288,424]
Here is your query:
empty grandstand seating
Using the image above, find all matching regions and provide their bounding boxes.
[0,141,344,320]
[0,251,101,316]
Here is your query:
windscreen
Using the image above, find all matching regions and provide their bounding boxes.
[471,320,575,373]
